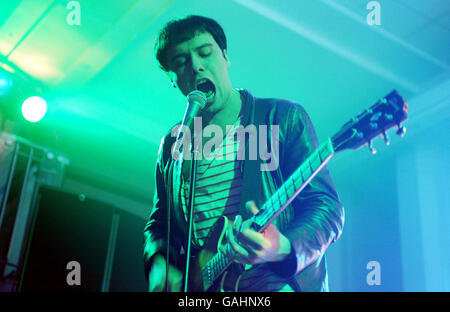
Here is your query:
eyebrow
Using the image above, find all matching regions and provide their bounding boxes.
[171,43,214,61]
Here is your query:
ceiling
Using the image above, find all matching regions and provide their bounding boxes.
[0,0,449,204]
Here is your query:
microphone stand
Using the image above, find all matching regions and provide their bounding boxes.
[183,130,201,292]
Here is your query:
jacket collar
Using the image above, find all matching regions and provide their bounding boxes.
[238,88,255,129]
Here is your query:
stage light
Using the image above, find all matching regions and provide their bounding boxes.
[22,96,47,122]
[0,70,13,96]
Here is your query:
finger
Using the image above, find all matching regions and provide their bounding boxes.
[227,223,268,265]
[239,202,269,249]
[227,224,247,255]
[232,215,261,255]
[168,267,183,292]
[225,222,249,263]
[150,254,168,290]
[233,215,243,235]
[237,228,271,251]
[246,200,259,216]
[148,263,166,292]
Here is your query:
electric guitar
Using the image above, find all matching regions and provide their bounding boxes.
[186,90,408,292]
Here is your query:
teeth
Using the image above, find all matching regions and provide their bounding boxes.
[196,78,208,88]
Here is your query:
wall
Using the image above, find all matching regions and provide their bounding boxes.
[326,79,450,291]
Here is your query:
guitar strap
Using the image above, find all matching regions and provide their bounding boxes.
[237,90,291,227]
[238,89,265,220]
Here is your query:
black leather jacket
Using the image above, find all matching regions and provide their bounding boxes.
[143,89,344,291]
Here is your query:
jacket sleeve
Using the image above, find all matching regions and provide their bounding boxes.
[277,103,344,276]
[143,135,181,281]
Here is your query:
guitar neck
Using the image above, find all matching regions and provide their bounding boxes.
[202,138,335,290]
[251,138,335,231]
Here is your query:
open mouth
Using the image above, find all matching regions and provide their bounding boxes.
[196,78,216,102]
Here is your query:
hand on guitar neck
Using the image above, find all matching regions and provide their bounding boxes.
[222,201,292,265]
[148,253,183,292]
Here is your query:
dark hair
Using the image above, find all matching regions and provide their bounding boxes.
[154,15,227,72]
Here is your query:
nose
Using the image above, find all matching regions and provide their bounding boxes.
[190,54,205,74]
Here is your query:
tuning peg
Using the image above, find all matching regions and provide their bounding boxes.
[396,125,406,137]
[352,128,364,139]
[383,132,390,146]
[369,122,378,130]
[356,131,364,139]
[368,141,376,154]
[384,114,393,121]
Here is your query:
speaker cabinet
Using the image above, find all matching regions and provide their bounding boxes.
[19,186,147,291]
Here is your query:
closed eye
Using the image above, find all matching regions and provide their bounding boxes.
[173,57,186,68]
[198,46,212,57]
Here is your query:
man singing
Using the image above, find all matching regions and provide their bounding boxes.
[143,15,344,292]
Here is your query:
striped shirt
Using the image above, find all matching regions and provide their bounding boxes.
[179,114,294,292]
[181,118,242,245]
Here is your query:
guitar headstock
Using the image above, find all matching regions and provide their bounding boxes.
[332,90,408,154]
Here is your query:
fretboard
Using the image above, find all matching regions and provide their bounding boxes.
[201,138,335,290]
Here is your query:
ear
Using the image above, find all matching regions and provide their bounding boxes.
[222,49,231,67]
[167,72,177,89]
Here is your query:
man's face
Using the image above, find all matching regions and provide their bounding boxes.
[167,31,232,114]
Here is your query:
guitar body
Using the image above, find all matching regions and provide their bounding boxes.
[187,216,244,292]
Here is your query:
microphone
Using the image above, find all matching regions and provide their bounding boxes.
[172,90,207,158]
